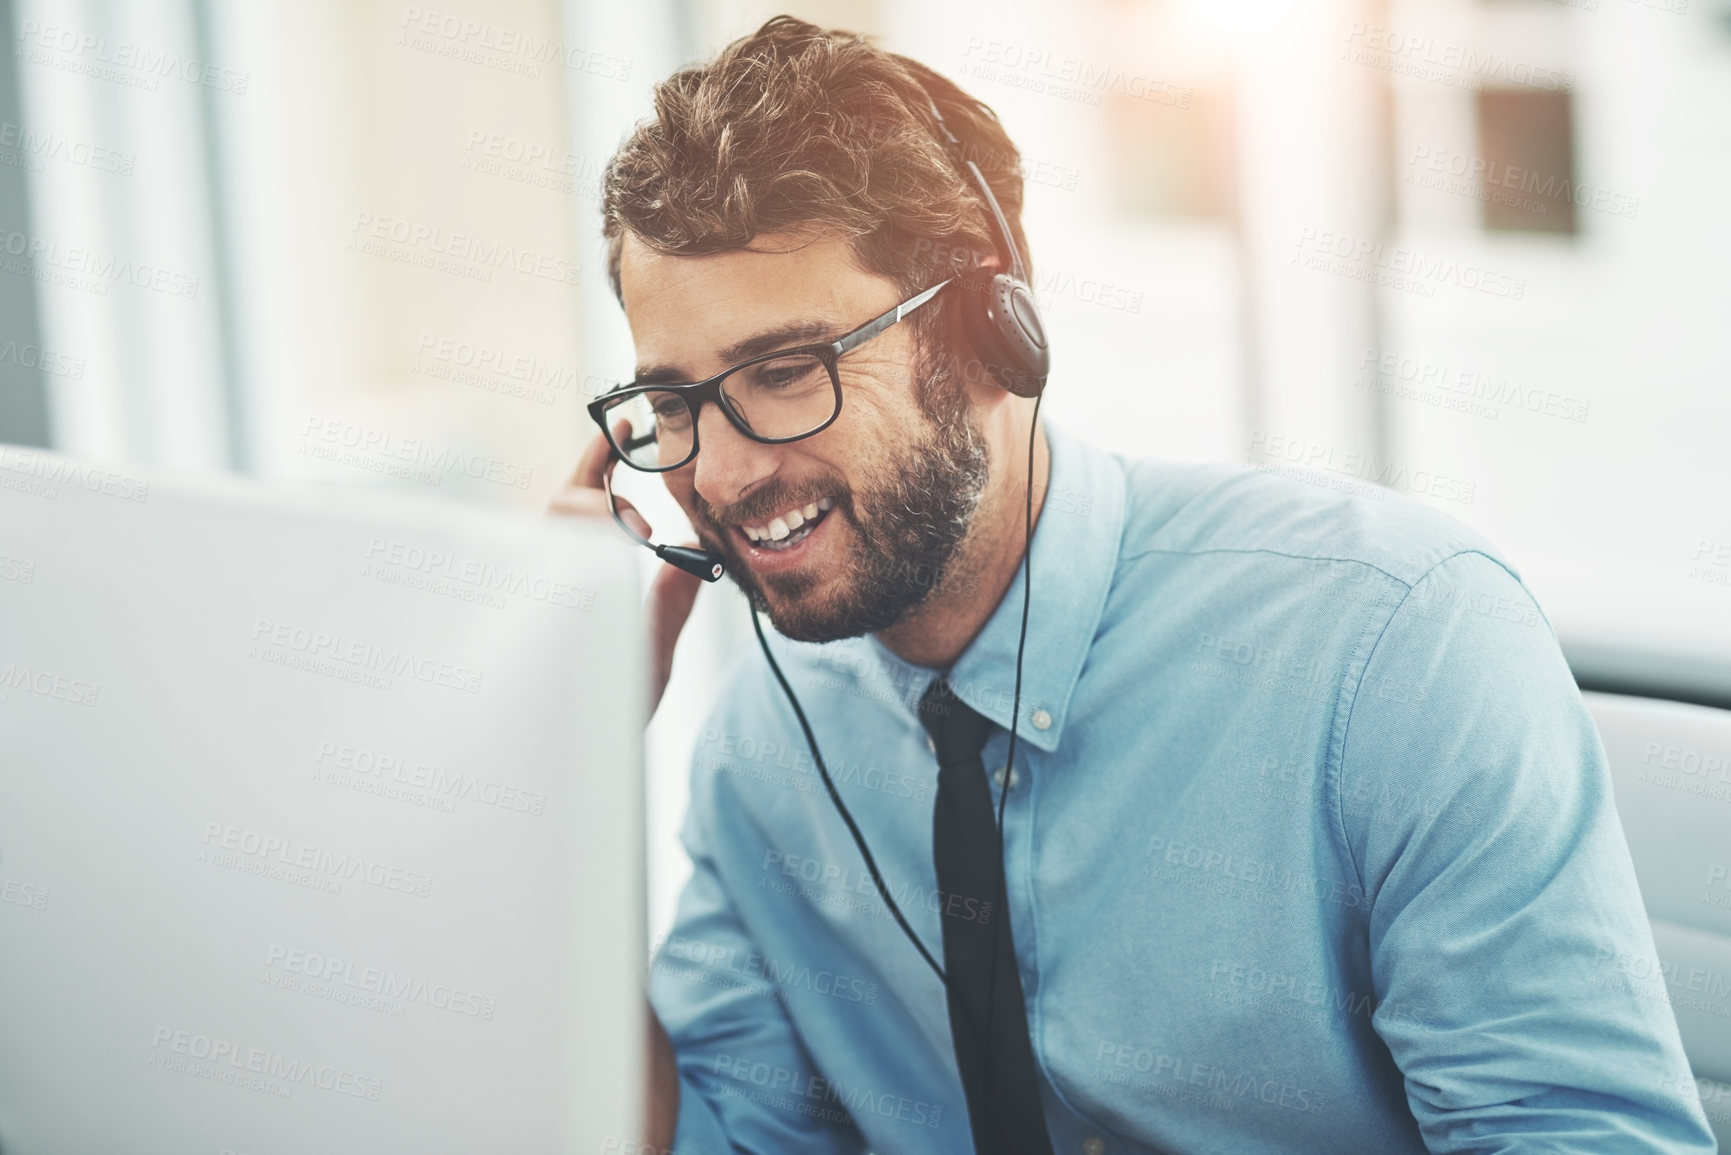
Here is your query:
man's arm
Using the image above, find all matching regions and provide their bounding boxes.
[645,1001,679,1148]
[647,787,868,1155]
[1337,551,1716,1152]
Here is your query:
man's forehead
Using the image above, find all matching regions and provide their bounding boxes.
[618,230,893,376]
[619,230,860,304]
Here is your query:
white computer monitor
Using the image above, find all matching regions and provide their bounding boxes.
[0,448,646,1154]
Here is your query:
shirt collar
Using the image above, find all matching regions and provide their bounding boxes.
[866,420,1126,753]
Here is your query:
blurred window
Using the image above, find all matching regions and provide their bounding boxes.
[1476,88,1577,235]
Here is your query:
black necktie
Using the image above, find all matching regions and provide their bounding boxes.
[919,678,1054,1155]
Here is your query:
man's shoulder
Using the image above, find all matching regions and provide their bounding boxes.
[1111,451,1512,591]
[684,630,930,832]
[692,632,897,763]
[698,642,786,735]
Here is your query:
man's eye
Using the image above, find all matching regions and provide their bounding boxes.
[748,356,823,391]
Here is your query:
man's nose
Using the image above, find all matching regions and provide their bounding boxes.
[691,401,779,510]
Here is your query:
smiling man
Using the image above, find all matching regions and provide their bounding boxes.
[559,15,1716,1155]
[613,235,1008,657]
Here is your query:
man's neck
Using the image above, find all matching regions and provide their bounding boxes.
[874,421,1050,669]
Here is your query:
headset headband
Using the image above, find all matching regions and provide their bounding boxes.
[923,95,1030,285]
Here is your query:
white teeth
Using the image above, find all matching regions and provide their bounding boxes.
[740,497,831,545]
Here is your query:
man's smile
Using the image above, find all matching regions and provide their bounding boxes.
[737,496,836,546]
[729,498,841,574]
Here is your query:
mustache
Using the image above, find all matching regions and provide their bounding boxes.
[694,478,852,528]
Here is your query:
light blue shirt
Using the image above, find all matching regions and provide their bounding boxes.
[649,422,1716,1154]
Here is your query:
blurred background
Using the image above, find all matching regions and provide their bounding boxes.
[5,0,1731,966]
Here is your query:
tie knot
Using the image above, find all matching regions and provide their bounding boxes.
[918,678,995,768]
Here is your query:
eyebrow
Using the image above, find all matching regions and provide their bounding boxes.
[633,317,843,386]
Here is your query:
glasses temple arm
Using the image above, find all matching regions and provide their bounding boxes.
[832,279,953,356]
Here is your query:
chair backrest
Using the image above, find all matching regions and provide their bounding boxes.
[1586,690,1731,1148]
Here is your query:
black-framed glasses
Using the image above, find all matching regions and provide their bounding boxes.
[587,279,952,472]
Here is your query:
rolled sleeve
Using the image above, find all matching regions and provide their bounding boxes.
[1337,552,1717,1152]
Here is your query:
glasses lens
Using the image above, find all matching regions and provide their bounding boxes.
[601,389,693,470]
[720,354,837,440]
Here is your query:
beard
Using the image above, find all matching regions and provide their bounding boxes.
[690,351,991,643]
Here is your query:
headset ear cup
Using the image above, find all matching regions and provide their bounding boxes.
[953,272,1050,397]
[957,278,1013,387]
[973,275,1049,397]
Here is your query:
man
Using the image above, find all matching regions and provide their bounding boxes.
[551,16,1716,1154]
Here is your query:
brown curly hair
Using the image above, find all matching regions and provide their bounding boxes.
[601,15,1031,314]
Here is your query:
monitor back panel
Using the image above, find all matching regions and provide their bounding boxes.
[0,457,646,1154]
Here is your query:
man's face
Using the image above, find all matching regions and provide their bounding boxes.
[618,230,990,642]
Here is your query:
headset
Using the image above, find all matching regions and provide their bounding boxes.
[607,79,1051,1143]
[923,92,1051,400]
[602,461,727,582]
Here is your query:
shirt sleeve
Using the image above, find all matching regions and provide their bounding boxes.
[649,770,868,1155]
[1336,550,1717,1153]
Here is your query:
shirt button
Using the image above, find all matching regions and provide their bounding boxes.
[993,765,1019,789]
[1083,1139,1107,1155]
[1031,708,1053,731]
